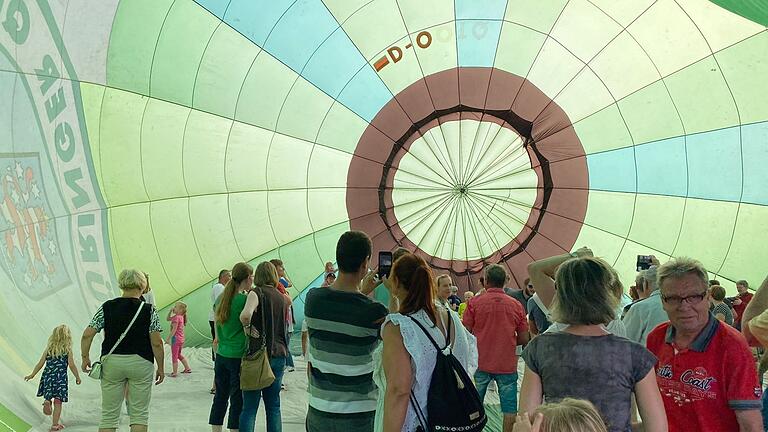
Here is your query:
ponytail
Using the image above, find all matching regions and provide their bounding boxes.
[215,262,253,323]
[393,254,438,325]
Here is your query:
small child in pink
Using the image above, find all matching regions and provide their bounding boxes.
[166,301,191,377]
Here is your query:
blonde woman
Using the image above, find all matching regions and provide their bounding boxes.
[81,269,165,432]
[25,325,82,431]
[519,257,667,432]
[514,398,608,432]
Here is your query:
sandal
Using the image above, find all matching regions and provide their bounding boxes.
[49,425,63,431]
[181,369,192,374]
[42,400,52,416]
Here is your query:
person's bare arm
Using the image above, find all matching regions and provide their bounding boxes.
[166,322,178,344]
[527,247,593,308]
[517,330,530,346]
[166,308,173,321]
[518,366,543,415]
[80,326,98,372]
[240,291,260,326]
[24,350,47,381]
[301,330,308,357]
[528,317,539,337]
[66,350,82,384]
[634,369,668,432]
[382,322,412,432]
[735,410,763,432]
[742,275,768,333]
[150,331,165,385]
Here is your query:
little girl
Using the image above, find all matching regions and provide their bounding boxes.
[166,301,191,376]
[25,325,81,431]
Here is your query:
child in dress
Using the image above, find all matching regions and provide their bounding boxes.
[25,325,81,431]
[166,301,191,377]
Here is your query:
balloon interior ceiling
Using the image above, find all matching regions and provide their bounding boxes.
[0,0,767,427]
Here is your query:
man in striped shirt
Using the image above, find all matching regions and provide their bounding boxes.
[305,231,388,432]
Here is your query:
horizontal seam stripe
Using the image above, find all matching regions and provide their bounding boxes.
[306,317,380,337]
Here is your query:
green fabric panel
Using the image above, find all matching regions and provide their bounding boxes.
[150,0,218,107]
[574,104,633,154]
[106,0,175,94]
[710,0,768,27]
[664,56,739,135]
[715,32,768,124]
[0,401,31,432]
[193,26,261,119]
[618,80,684,146]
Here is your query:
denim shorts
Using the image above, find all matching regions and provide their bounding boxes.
[474,371,518,414]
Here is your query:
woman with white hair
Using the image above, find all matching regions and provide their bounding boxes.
[81,269,165,432]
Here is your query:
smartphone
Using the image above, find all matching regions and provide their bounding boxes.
[636,255,652,272]
[378,251,393,278]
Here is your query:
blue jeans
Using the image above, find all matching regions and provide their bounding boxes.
[209,355,242,429]
[474,371,519,414]
[240,356,286,432]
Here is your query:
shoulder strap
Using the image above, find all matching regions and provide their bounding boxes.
[410,389,430,431]
[407,310,452,351]
[105,301,145,357]
[245,288,268,355]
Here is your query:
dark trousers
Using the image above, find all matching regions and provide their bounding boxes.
[209,355,242,429]
[209,321,216,361]
[285,331,295,368]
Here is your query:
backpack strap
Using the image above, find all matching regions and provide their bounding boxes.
[406,310,452,352]
[410,389,429,431]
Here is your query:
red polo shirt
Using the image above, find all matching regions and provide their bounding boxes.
[733,292,753,326]
[462,288,528,374]
[646,315,761,432]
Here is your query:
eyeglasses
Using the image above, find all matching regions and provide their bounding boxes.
[661,292,707,306]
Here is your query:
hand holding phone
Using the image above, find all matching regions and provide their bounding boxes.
[636,255,652,272]
[378,251,393,278]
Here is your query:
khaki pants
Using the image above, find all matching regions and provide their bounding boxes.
[100,354,154,429]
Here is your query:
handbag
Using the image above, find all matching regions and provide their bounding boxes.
[240,288,275,391]
[89,301,145,380]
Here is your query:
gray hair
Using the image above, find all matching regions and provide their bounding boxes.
[657,257,708,293]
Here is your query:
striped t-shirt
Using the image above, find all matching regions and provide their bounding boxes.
[305,287,388,416]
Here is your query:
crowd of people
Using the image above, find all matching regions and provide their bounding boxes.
[21,228,768,432]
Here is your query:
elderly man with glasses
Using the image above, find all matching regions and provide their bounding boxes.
[646,257,762,432]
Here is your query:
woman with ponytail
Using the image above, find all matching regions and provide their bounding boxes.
[373,254,477,431]
[209,262,254,432]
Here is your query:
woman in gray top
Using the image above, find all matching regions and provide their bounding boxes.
[519,256,668,432]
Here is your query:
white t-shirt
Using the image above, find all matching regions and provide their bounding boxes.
[209,283,225,321]
[142,291,156,307]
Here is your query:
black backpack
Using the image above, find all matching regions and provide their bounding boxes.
[407,313,487,432]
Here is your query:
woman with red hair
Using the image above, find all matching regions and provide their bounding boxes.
[373,254,477,431]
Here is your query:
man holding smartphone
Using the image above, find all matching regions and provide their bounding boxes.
[304,231,388,432]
